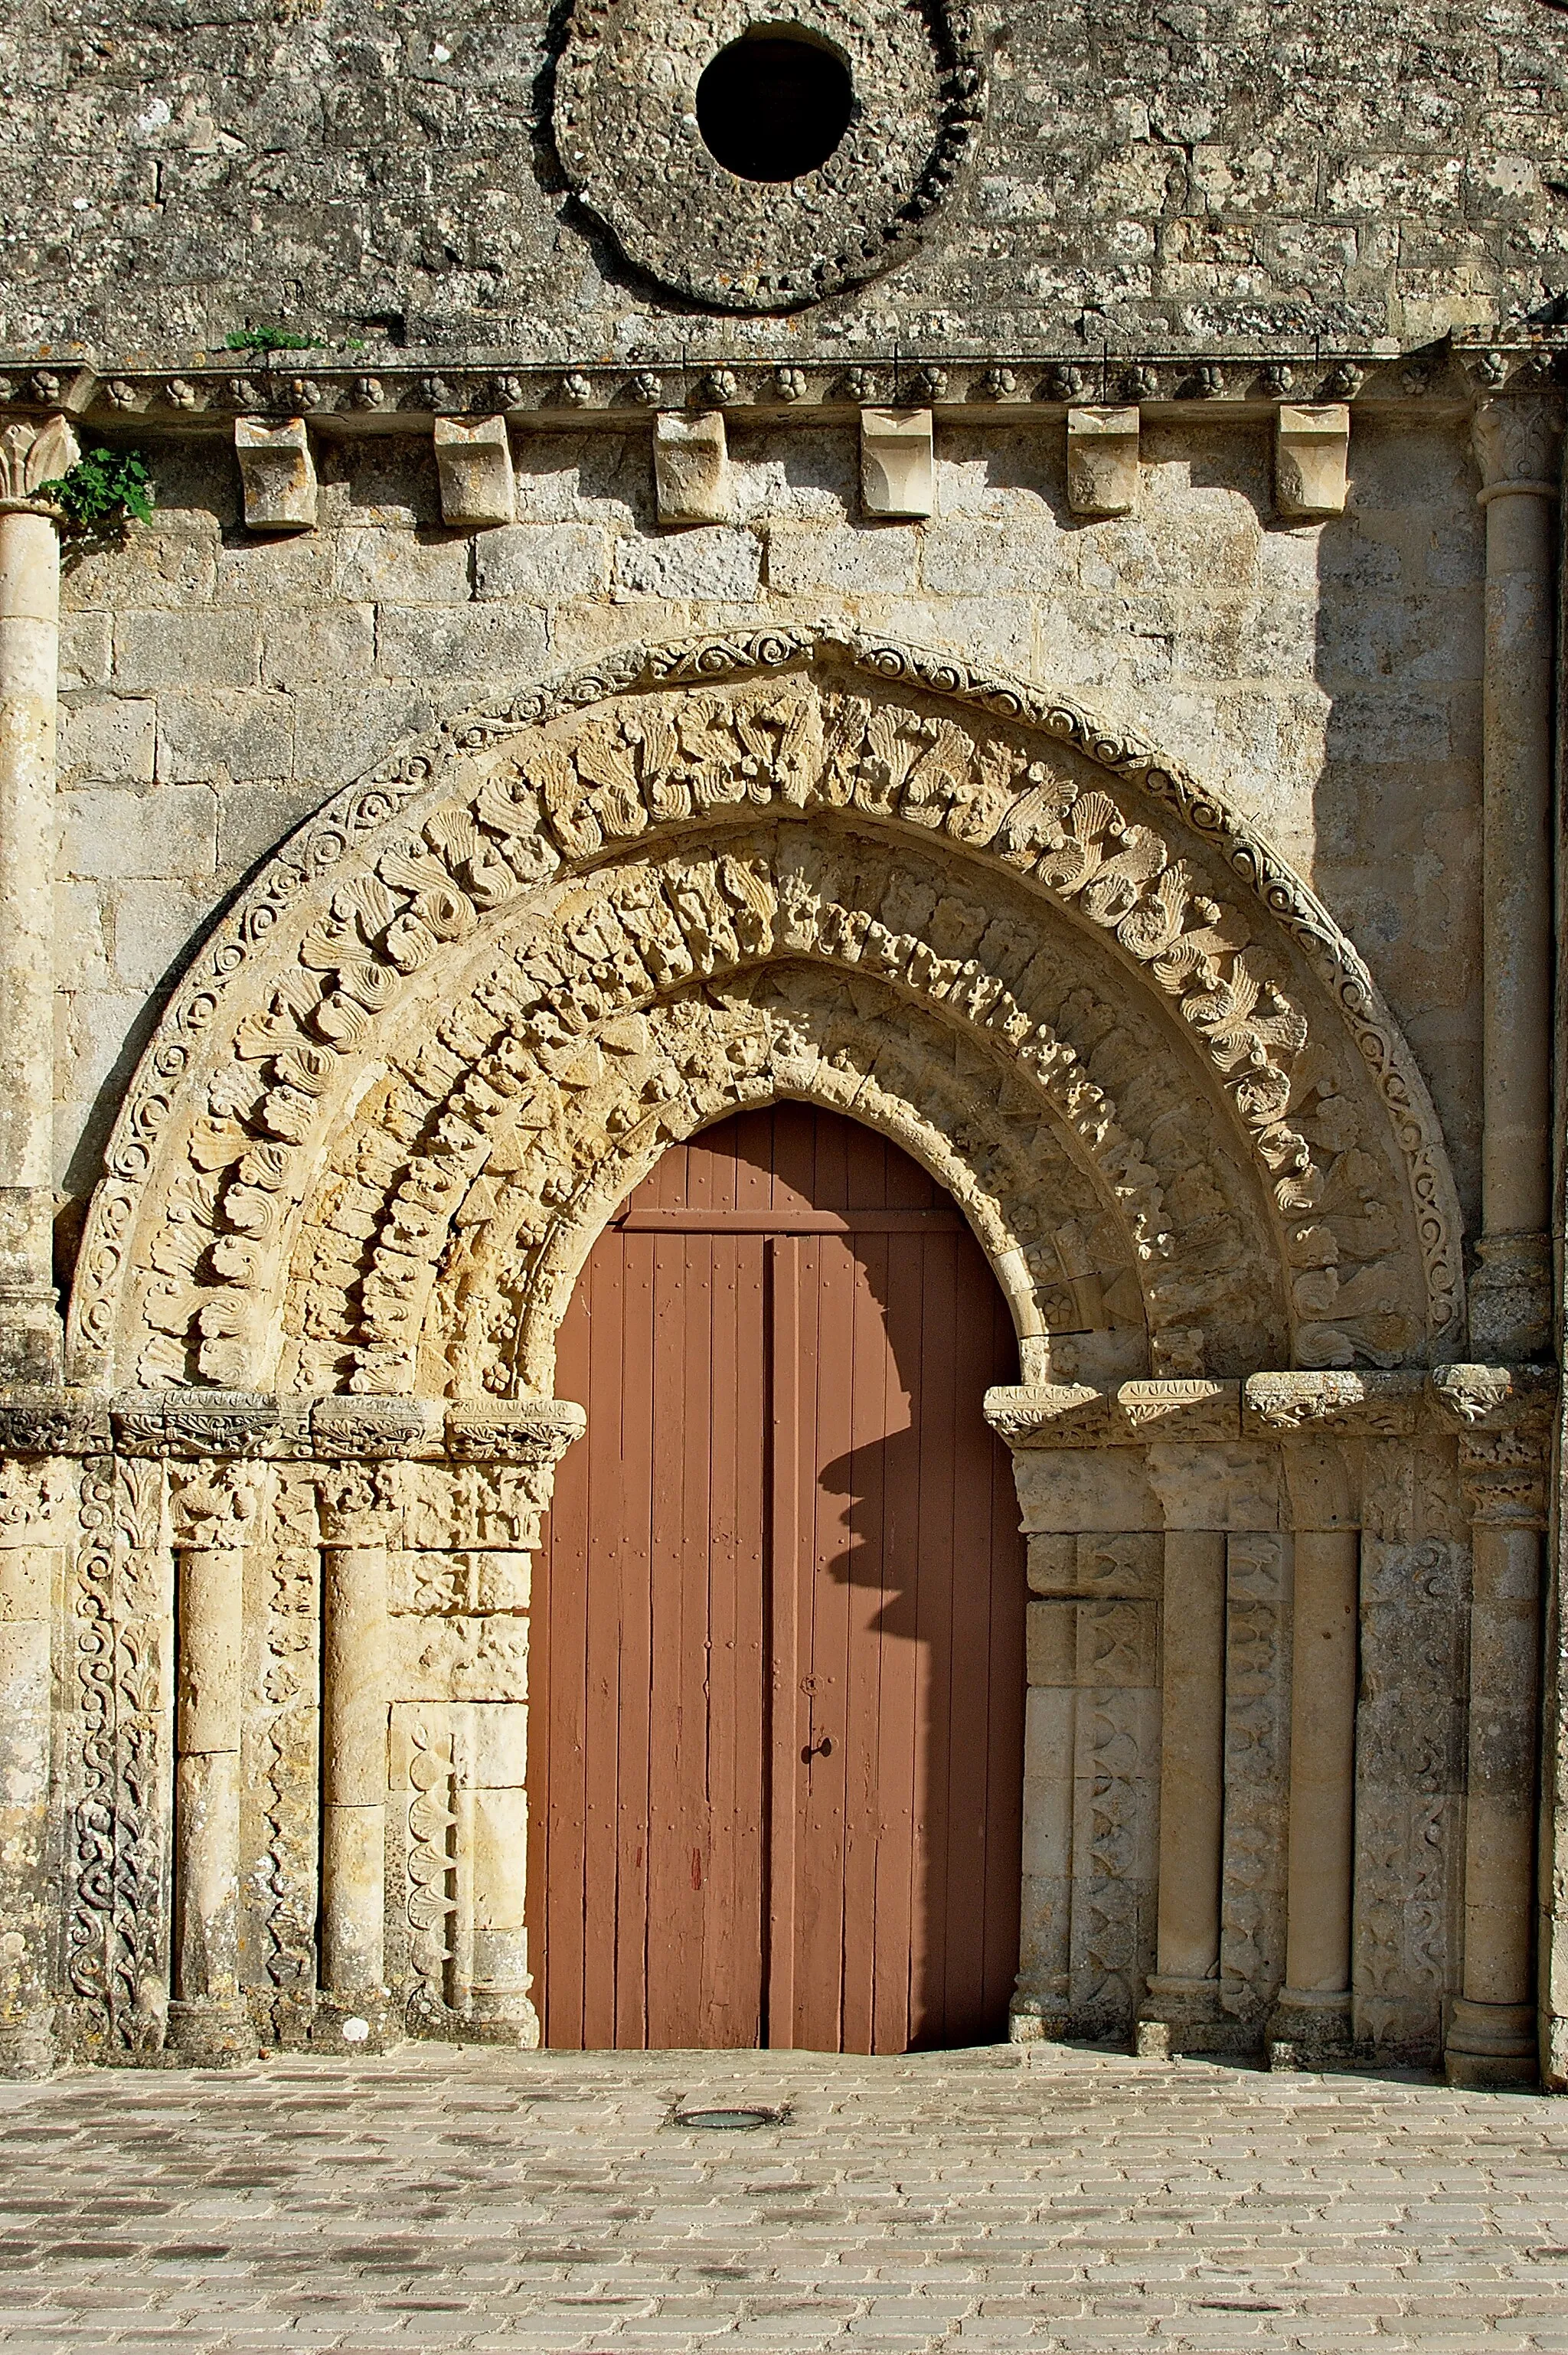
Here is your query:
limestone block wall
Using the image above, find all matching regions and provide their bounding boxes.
[52,407,1485,1268]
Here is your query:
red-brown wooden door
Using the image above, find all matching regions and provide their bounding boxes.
[528,1103,1026,2053]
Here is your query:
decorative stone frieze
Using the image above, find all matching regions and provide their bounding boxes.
[1274,403,1350,520]
[1067,407,1140,517]
[653,411,731,526]
[234,416,317,532]
[433,416,514,530]
[860,407,934,518]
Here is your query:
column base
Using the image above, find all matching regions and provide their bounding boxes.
[165,1998,255,2068]
[1444,1997,1539,2088]
[0,2002,56,2079]
[1267,1988,1353,2072]
[1008,1984,1069,2044]
[1135,1973,1230,2056]
[465,1991,541,2048]
[309,1991,402,2055]
[1468,1234,1551,1361]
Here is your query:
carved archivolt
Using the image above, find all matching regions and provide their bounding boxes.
[67,629,1463,1393]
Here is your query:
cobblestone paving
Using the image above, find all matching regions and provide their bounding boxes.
[0,2043,1565,2353]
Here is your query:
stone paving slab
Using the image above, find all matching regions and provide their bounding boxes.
[0,2044,1565,2353]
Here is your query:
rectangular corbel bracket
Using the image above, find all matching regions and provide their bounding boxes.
[1067,406,1140,517]
[433,414,515,528]
[654,411,732,526]
[1275,403,1350,520]
[860,407,934,519]
[234,416,317,532]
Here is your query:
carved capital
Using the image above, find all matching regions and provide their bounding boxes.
[313,1458,404,1545]
[1429,1360,1555,1431]
[0,1455,77,1546]
[167,1458,268,1549]
[0,415,80,514]
[1472,396,1562,503]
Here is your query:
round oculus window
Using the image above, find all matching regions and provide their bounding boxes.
[696,33,854,182]
[551,0,986,312]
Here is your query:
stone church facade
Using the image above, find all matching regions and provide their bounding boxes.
[0,0,1564,2086]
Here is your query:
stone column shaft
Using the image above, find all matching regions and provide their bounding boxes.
[0,416,76,1381]
[1447,1448,1545,2086]
[320,1527,390,2000]
[173,1546,243,2004]
[1281,1530,1359,1996]
[168,1459,262,2063]
[1153,1530,1226,1981]
[1470,396,1561,1355]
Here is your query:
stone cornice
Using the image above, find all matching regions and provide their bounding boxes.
[0,348,1559,433]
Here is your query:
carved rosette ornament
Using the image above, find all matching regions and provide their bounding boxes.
[551,0,985,309]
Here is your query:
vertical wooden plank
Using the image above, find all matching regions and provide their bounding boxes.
[733,1231,769,2045]
[765,1233,802,2047]
[702,1231,749,2045]
[838,1234,887,2055]
[613,1232,656,2050]
[908,1226,959,2046]
[871,1230,923,2056]
[798,1226,853,2052]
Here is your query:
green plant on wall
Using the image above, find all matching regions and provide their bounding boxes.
[34,446,155,531]
[224,324,323,354]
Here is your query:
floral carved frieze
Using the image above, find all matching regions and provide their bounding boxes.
[64,632,1462,1396]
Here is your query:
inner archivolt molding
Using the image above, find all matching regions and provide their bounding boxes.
[67,629,1463,1394]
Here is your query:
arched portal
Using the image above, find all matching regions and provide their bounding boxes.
[45,629,1501,2086]
[530,1102,1027,2053]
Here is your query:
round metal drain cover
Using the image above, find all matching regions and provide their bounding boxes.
[674,2106,778,2129]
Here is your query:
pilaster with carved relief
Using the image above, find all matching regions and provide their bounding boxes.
[0,1455,77,2076]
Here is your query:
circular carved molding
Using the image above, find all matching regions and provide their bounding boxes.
[551,0,985,311]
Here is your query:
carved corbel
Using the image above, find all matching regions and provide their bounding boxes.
[653,411,731,526]
[1066,406,1139,516]
[234,416,317,531]
[1274,403,1350,521]
[860,407,934,519]
[433,415,514,529]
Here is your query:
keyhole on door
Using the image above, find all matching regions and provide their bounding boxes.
[802,1733,833,1763]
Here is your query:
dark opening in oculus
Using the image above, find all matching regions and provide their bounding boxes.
[696,31,854,182]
